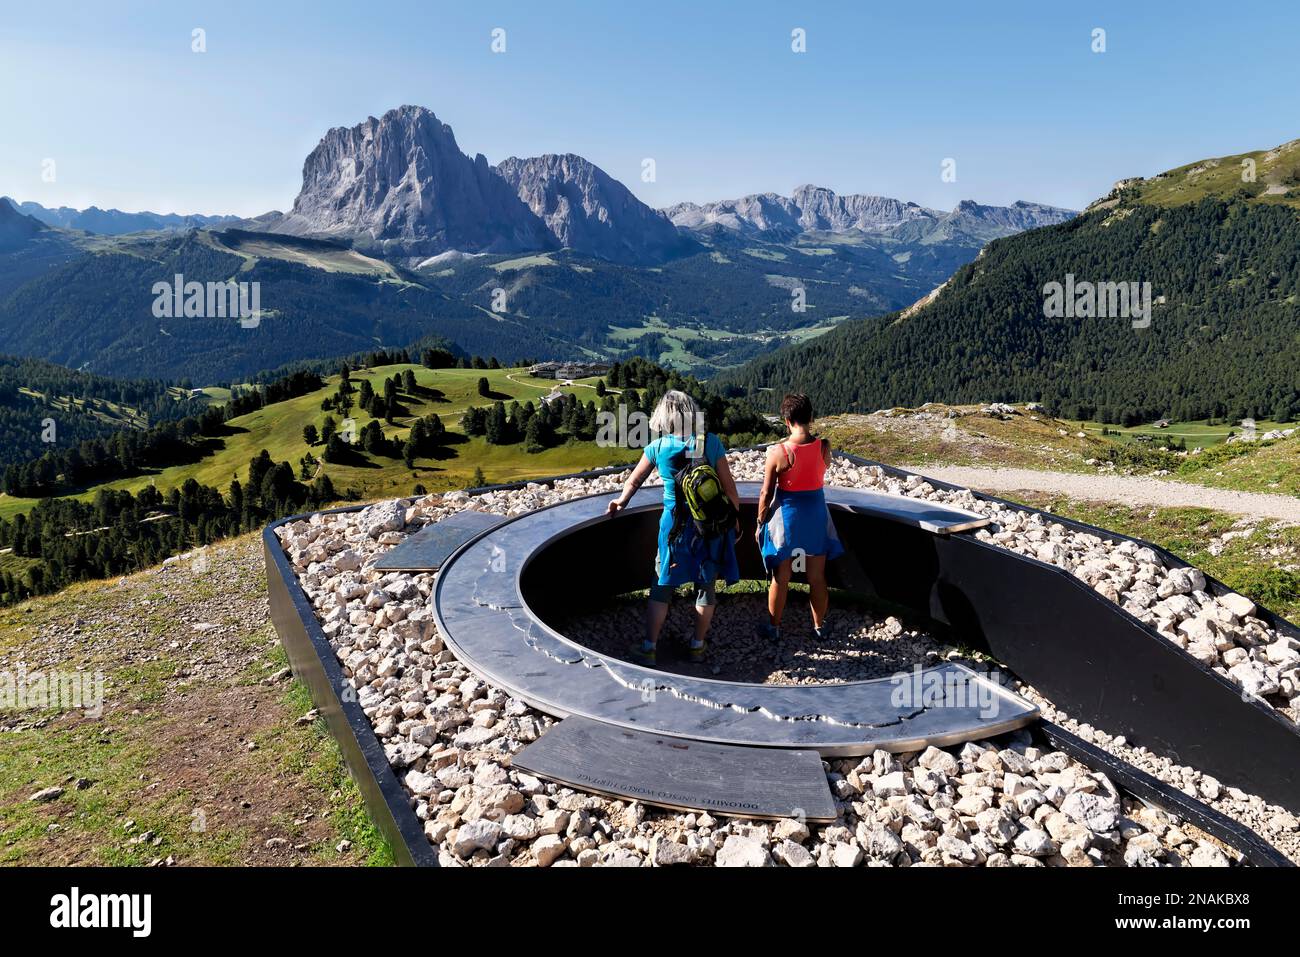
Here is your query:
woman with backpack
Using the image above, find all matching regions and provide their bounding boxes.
[606,390,741,665]
[756,393,843,641]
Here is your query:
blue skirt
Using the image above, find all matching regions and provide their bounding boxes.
[760,487,844,575]
[655,504,740,588]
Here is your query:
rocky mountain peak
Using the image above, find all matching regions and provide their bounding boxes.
[666,186,1075,244]
[495,153,691,264]
[271,105,554,257]
[268,107,696,264]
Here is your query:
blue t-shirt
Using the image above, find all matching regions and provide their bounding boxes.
[643,433,725,507]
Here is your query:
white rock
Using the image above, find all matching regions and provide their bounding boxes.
[452,819,502,857]
[532,834,567,867]
[715,835,771,867]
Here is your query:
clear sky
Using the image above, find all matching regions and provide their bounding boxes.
[4,0,1298,217]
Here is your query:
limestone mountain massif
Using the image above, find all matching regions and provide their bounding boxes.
[496,153,694,265]
[259,105,1074,265]
[666,188,1075,244]
[269,106,556,258]
[266,105,690,265]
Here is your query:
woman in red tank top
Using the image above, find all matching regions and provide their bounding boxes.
[756,394,844,641]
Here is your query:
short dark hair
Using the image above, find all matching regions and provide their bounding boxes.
[780,392,813,425]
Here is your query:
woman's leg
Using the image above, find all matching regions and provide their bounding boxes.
[768,559,793,626]
[691,582,717,645]
[806,554,828,629]
[646,584,672,644]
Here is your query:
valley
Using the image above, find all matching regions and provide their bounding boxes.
[0,105,1074,383]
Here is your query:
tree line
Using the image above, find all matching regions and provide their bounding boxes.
[0,449,338,605]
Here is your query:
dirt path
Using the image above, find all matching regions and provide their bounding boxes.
[905,464,1300,523]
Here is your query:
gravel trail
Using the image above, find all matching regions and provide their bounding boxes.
[904,465,1300,523]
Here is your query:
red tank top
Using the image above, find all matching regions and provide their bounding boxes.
[777,439,826,492]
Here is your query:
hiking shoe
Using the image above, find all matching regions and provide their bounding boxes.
[687,639,708,663]
[759,622,781,641]
[630,641,657,666]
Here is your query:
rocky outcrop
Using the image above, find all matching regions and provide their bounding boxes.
[495,154,694,265]
[666,188,1074,243]
[270,105,555,258]
[269,106,694,264]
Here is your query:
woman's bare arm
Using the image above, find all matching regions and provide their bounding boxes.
[606,454,655,515]
[755,446,780,525]
[821,435,832,466]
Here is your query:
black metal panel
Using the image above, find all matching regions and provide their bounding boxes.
[1041,722,1291,867]
[262,512,437,868]
[514,716,838,822]
[838,451,1300,645]
[821,507,1300,813]
[373,509,508,571]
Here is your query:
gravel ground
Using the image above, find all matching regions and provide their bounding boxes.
[906,464,1300,523]
[562,593,943,685]
[276,451,1300,867]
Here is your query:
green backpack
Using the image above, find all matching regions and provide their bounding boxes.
[668,435,736,545]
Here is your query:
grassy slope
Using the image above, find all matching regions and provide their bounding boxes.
[0,365,638,521]
[1119,139,1300,210]
[0,533,389,865]
[1078,418,1292,448]
[821,405,1110,472]
[821,403,1300,497]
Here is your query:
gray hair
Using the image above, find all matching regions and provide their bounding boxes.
[649,389,703,439]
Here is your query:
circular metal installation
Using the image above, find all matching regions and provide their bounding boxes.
[432,482,1037,756]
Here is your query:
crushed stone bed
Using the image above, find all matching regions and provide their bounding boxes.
[275,451,1298,866]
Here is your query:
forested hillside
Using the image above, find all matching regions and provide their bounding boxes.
[0,355,206,468]
[719,198,1300,425]
[0,232,577,382]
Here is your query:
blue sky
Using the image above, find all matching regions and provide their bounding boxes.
[4,0,1298,217]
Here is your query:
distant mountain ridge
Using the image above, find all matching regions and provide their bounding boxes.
[666,190,1075,244]
[0,104,1086,382]
[2,197,238,235]
[259,105,1072,265]
[4,106,1075,267]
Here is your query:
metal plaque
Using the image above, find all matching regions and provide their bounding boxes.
[515,716,838,822]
